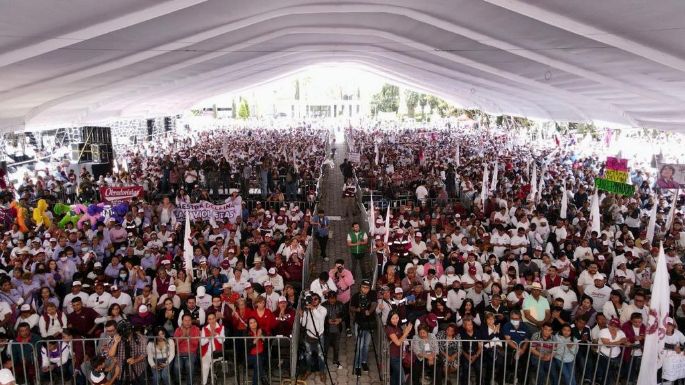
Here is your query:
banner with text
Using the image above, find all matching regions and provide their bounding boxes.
[99,186,144,203]
[175,197,242,223]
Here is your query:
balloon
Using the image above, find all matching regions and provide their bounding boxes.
[9,201,28,233]
[77,203,105,230]
[32,199,52,229]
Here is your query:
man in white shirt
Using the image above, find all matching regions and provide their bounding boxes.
[310,272,338,299]
[108,285,133,314]
[573,239,594,262]
[87,282,113,316]
[547,277,578,311]
[248,257,268,284]
[576,263,603,295]
[62,281,89,314]
[509,228,529,255]
[620,292,649,324]
[490,226,511,258]
[409,232,427,257]
[585,276,612,312]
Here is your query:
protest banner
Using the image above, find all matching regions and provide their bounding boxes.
[606,156,628,172]
[604,169,628,183]
[348,152,361,163]
[595,178,635,196]
[99,186,144,203]
[656,163,685,189]
[174,197,242,223]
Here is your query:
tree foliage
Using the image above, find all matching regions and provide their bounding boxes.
[404,90,420,117]
[371,84,400,114]
[238,99,250,119]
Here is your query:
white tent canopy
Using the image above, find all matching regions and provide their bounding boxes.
[2,0,685,131]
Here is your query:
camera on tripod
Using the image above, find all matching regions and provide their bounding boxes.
[358,294,370,311]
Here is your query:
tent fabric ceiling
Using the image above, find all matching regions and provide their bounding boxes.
[1,0,685,131]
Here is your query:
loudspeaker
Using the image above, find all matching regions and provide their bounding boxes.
[80,126,111,144]
[90,163,112,179]
[164,117,172,132]
[147,119,154,140]
[71,143,92,163]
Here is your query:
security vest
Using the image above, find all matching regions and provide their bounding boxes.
[348,231,368,254]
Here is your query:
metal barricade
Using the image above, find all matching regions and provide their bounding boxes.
[24,334,291,385]
[376,334,646,385]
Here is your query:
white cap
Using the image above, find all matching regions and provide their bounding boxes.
[72,281,82,286]
[268,268,276,275]
[89,371,105,384]
[197,286,206,297]
[222,283,232,289]
[94,262,102,268]
[20,304,30,311]
[138,305,149,313]
[254,257,262,263]
[264,281,273,287]
[278,296,287,303]
[0,369,16,385]
[168,285,176,291]
[161,260,171,265]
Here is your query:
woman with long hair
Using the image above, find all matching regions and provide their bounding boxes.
[147,326,175,385]
[174,270,192,300]
[95,303,127,325]
[246,317,269,385]
[435,323,460,381]
[385,311,412,385]
[458,298,481,326]
[155,298,180,336]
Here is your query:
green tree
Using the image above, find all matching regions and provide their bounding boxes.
[427,96,439,115]
[370,83,400,114]
[404,90,420,117]
[238,99,250,119]
[418,94,428,118]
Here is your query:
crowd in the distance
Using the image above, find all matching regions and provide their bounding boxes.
[0,127,327,385]
[303,126,685,385]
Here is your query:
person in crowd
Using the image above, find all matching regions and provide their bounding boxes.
[298,292,327,382]
[200,312,225,385]
[597,318,627,385]
[322,290,344,369]
[350,279,376,375]
[173,314,201,379]
[245,317,269,385]
[385,311,413,385]
[411,324,442,385]
[147,326,175,385]
[554,323,579,385]
[107,322,147,385]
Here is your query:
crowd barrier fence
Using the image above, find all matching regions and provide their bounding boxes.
[8,334,292,385]
[376,335,655,385]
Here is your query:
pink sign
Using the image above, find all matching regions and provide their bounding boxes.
[606,157,628,172]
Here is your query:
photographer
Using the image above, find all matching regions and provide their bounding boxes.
[350,279,377,375]
[298,292,327,382]
[107,322,147,385]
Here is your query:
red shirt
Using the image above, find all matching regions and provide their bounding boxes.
[253,308,275,335]
[173,325,201,354]
[231,308,254,332]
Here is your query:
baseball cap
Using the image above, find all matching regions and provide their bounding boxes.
[168,285,176,292]
[278,296,287,303]
[361,279,371,287]
[394,287,403,294]
[72,281,82,286]
[264,281,273,287]
[609,318,621,327]
[531,282,543,290]
[138,305,149,314]
[20,304,30,312]
[268,268,276,275]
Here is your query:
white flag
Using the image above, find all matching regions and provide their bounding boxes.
[383,205,391,246]
[481,165,489,206]
[590,192,601,235]
[455,145,460,167]
[636,244,670,385]
[183,212,194,279]
[560,185,568,219]
[646,201,658,244]
[529,165,538,202]
[369,194,376,235]
[489,161,498,192]
[374,143,379,165]
[537,170,545,203]
[665,190,679,234]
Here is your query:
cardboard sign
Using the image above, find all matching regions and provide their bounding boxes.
[604,169,628,183]
[606,157,628,172]
[663,353,685,381]
[348,152,361,163]
[595,178,635,196]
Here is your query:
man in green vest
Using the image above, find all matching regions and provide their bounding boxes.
[347,222,370,279]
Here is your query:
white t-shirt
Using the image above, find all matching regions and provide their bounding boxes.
[599,328,626,358]
[547,286,577,310]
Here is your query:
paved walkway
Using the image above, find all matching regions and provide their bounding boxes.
[305,131,384,385]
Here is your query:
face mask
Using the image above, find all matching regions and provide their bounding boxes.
[119,274,127,279]
[60,257,67,261]
[561,285,570,292]
[429,258,436,264]
[511,320,520,327]
[413,259,419,265]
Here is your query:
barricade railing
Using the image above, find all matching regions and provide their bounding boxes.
[14,334,292,385]
[289,129,330,381]
[377,333,651,385]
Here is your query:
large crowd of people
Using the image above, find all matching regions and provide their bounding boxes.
[0,120,684,385]
[0,127,327,385]
[323,125,685,385]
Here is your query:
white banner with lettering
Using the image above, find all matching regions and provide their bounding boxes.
[175,196,242,223]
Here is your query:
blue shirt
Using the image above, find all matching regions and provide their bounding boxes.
[312,215,330,237]
[502,321,530,344]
